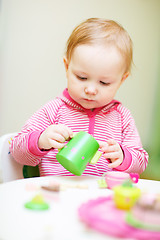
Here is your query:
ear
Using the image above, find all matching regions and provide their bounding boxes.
[63,56,69,71]
[121,71,130,83]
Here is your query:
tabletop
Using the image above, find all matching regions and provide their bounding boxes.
[0,176,160,240]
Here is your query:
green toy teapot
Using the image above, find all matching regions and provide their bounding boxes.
[56,131,102,176]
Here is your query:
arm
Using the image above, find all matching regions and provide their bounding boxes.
[10,105,51,166]
[115,106,148,174]
[116,120,148,174]
[10,99,72,166]
[99,105,148,174]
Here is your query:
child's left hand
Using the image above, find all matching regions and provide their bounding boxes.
[99,139,124,168]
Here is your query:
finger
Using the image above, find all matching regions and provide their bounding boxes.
[107,139,117,146]
[108,159,123,168]
[103,151,121,159]
[105,144,120,153]
[64,125,74,139]
[98,141,105,147]
[99,139,119,153]
[49,139,65,149]
[55,125,73,140]
[98,141,109,152]
[49,131,66,143]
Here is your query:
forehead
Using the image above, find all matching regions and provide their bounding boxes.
[70,44,126,75]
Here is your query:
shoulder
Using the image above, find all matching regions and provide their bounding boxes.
[43,97,65,111]
[115,103,136,127]
[106,100,132,117]
[29,98,66,124]
[116,103,132,116]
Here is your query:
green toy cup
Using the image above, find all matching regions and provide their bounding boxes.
[56,131,102,176]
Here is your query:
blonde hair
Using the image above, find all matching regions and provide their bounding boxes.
[65,18,133,72]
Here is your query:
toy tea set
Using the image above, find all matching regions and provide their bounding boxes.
[56,131,160,239]
[56,131,139,189]
[25,131,160,239]
[56,131,143,212]
[56,131,139,188]
[78,188,160,240]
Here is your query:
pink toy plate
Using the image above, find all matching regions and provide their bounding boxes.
[78,196,160,240]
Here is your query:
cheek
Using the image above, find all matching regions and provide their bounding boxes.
[66,73,74,87]
[100,87,116,100]
[67,72,76,84]
[68,80,78,94]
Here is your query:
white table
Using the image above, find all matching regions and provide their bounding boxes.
[0,176,160,240]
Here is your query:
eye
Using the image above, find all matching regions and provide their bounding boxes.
[76,75,87,80]
[100,81,110,85]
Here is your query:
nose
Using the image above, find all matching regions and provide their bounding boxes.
[84,85,97,95]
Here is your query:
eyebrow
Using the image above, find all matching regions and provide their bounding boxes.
[73,70,88,76]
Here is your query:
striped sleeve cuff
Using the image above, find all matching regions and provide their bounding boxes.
[114,146,132,171]
[28,131,49,156]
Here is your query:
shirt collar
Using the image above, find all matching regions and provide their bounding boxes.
[59,88,120,114]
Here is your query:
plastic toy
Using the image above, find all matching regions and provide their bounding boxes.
[126,193,160,232]
[24,194,49,210]
[102,171,139,189]
[56,131,102,175]
[97,178,107,188]
[113,180,141,210]
[78,196,160,240]
[41,183,60,192]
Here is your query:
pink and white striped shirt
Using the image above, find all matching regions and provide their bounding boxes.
[10,89,148,176]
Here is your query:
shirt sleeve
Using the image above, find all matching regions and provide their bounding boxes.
[10,99,62,166]
[114,105,149,174]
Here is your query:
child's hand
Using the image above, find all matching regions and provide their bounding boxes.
[99,139,124,168]
[38,124,73,150]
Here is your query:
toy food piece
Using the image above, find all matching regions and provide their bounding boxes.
[126,193,160,231]
[24,194,49,210]
[113,180,141,210]
[97,178,107,188]
[41,182,60,192]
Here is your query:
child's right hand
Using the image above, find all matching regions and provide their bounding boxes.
[38,124,73,150]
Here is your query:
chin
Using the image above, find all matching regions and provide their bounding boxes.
[81,104,97,109]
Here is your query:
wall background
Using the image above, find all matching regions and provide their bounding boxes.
[1,0,160,153]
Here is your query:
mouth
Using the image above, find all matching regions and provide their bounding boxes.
[83,98,95,102]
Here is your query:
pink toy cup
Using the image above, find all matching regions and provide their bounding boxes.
[103,171,139,189]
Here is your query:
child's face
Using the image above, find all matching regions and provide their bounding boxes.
[64,44,129,109]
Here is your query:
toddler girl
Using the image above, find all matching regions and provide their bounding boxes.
[10,18,148,176]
